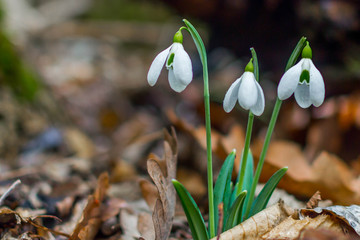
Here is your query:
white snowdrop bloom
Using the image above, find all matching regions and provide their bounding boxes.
[147,31,193,92]
[277,42,325,108]
[223,60,265,116]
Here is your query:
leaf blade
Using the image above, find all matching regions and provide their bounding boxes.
[249,167,288,217]
[225,190,247,231]
[285,37,307,71]
[172,179,209,240]
[213,150,236,234]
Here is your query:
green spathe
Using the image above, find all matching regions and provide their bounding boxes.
[173,30,183,44]
[245,58,254,73]
[301,41,312,59]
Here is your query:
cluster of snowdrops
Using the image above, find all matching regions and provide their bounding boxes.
[147,20,325,240]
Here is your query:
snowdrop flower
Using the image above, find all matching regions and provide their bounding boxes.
[147,30,193,92]
[223,59,265,116]
[277,42,325,108]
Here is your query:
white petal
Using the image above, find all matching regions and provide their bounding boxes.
[147,46,171,86]
[173,43,193,86]
[223,77,242,113]
[277,59,303,100]
[250,80,265,116]
[166,43,179,69]
[168,68,187,92]
[294,83,311,108]
[238,72,258,110]
[309,60,325,107]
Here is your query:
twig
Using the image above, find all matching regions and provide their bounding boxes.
[0,179,21,205]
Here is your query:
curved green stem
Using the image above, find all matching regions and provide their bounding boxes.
[183,19,215,238]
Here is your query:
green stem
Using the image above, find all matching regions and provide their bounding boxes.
[204,62,215,239]
[243,37,307,219]
[182,19,215,238]
[236,112,254,195]
[244,98,282,219]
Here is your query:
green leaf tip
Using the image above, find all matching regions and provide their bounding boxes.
[225,190,247,231]
[285,36,307,71]
[250,48,259,81]
[249,167,288,217]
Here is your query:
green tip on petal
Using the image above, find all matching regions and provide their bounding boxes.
[245,58,254,73]
[173,30,183,44]
[299,69,310,84]
[302,41,312,59]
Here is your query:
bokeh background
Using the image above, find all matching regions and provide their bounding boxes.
[0,1,360,237]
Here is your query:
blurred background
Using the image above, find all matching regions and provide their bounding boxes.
[0,0,360,213]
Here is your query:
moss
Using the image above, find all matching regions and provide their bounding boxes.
[0,2,39,101]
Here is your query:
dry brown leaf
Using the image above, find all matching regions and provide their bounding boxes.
[63,127,95,159]
[0,207,70,238]
[139,179,159,211]
[297,228,359,240]
[338,94,360,130]
[138,212,155,240]
[252,140,360,205]
[120,208,141,239]
[300,205,360,236]
[262,215,344,239]
[213,201,295,240]
[141,128,178,240]
[70,172,109,240]
[110,160,137,182]
[56,196,75,218]
[176,167,207,200]
[306,191,322,209]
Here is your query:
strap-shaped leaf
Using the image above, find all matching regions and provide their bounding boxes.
[250,47,259,82]
[222,180,232,227]
[249,167,288,217]
[224,190,247,231]
[213,150,236,235]
[240,151,254,221]
[285,37,307,71]
[232,151,254,205]
[172,179,209,240]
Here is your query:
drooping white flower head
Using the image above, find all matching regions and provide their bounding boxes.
[223,59,265,116]
[147,30,193,92]
[277,42,325,108]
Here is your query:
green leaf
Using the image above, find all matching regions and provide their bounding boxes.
[249,167,288,217]
[241,151,254,192]
[232,151,254,205]
[182,19,207,66]
[285,37,307,71]
[213,150,236,235]
[225,191,247,231]
[172,179,209,240]
[240,151,254,221]
[222,179,232,229]
[250,48,259,82]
